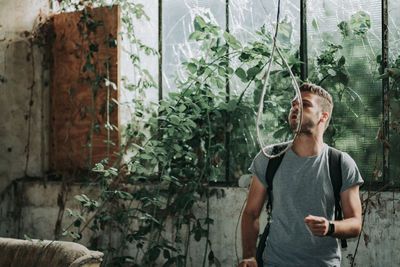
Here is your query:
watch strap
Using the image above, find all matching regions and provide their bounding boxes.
[326,221,335,236]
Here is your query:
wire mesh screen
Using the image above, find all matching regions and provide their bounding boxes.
[160,0,398,185]
[307,0,384,185]
[388,0,400,186]
[162,0,226,97]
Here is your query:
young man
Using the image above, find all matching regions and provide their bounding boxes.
[239,83,363,267]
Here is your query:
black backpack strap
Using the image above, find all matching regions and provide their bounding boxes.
[265,152,285,213]
[328,147,347,248]
[256,145,286,267]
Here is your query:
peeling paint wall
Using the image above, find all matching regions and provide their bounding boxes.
[0,0,51,193]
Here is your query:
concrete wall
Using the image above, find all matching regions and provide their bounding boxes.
[0,181,399,267]
[0,0,51,193]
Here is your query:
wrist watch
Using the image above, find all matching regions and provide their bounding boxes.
[326,221,335,236]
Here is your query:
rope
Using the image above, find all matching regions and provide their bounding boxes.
[236,1,304,262]
[256,0,303,159]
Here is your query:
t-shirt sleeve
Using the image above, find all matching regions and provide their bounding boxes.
[340,152,364,193]
[248,150,270,188]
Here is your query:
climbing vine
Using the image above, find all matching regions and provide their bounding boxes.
[48,1,399,266]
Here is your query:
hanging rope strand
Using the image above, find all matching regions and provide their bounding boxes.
[256,0,303,159]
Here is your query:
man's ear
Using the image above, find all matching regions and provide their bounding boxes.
[320,111,329,123]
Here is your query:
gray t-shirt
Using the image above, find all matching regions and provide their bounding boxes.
[249,143,364,267]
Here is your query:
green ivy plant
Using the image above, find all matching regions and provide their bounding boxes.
[53,2,367,266]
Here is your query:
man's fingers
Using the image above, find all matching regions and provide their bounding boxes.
[306,221,326,228]
[308,224,326,230]
[304,215,329,236]
[304,215,325,223]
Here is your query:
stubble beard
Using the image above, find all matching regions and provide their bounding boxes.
[290,118,314,135]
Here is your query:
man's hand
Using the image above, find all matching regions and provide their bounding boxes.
[238,257,258,267]
[304,215,329,236]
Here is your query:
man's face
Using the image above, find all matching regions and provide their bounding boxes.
[289,92,323,135]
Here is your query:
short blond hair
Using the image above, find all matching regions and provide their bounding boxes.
[299,82,334,128]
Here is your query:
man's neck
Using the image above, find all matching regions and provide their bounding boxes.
[291,133,325,157]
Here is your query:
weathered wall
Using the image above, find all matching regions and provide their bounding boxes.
[1,181,398,267]
[0,0,51,193]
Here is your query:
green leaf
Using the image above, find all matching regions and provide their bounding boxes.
[235,67,247,81]
[247,66,261,79]
[217,67,225,76]
[216,77,224,89]
[337,21,350,37]
[75,194,90,203]
[172,144,182,152]
[376,72,389,80]
[349,11,371,36]
[163,249,171,259]
[277,20,292,44]
[387,67,400,81]
[338,56,346,67]
[376,54,382,64]
[312,19,319,32]
[217,102,229,110]
[189,31,203,40]
[117,190,133,200]
[187,63,197,74]
[169,115,180,125]
[178,104,186,112]
[185,119,197,128]
[143,69,156,86]
[148,247,161,261]
[216,45,228,56]
[89,44,98,52]
[239,52,251,62]
[194,229,201,241]
[194,16,206,32]
[73,219,81,227]
[208,250,214,261]
[92,163,104,172]
[223,32,242,50]
[227,99,238,111]
[140,153,153,160]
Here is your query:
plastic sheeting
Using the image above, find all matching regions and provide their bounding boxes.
[307,0,383,183]
[162,0,300,96]
[162,0,226,97]
[161,0,400,184]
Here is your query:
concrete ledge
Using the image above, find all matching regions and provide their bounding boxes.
[0,237,103,267]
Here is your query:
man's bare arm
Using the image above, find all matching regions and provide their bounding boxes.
[304,185,362,238]
[239,175,267,267]
[332,184,362,238]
